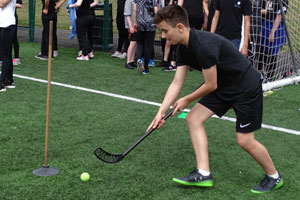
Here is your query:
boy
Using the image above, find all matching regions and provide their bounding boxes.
[148,5,283,193]
[210,0,252,56]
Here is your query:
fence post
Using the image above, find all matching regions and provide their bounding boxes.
[28,0,35,42]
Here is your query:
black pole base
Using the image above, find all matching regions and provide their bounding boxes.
[32,165,59,177]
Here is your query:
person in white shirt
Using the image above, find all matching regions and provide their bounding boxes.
[0,0,16,92]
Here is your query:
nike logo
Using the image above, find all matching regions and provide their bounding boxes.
[240,123,251,128]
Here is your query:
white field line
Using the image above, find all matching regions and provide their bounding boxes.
[14,74,300,136]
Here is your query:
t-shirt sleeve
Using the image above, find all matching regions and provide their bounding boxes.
[214,0,220,11]
[124,0,131,16]
[196,44,219,69]
[242,0,252,16]
[176,45,187,66]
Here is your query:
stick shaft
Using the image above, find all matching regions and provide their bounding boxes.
[44,21,53,166]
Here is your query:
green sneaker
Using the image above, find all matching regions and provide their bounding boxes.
[172,169,213,187]
[251,172,284,194]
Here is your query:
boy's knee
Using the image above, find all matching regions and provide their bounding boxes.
[236,134,253,149]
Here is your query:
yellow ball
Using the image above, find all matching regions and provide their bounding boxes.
[80,172,90,181]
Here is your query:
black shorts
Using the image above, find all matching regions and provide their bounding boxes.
[199,84,263,133]
[128,31,137,42]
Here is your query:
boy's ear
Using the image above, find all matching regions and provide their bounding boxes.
[177,23,185,33]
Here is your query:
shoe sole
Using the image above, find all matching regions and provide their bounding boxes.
[172,178,214,187]
[5,85,15,89]
[137,61,144,73]
[250,179,284,194]
[0,88,7,92]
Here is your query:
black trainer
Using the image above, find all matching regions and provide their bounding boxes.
[4,81,15,89]
[251,172,283,194]
[125,62,135,69]
[172,169,213,187]
[0,83,6,92]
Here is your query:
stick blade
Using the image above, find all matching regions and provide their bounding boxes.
[94,147,124,163]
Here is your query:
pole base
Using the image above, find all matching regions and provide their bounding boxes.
[33,165,59,177]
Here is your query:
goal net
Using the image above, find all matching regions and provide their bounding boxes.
[248,0,300,91]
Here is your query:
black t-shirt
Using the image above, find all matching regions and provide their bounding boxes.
[214,0,252,39]
[183,0,204,19]
[77,0,94,17]
[263,0,288,21]
[176,28,261,95]
[42,0,58,15]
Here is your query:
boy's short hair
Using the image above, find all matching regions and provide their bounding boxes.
[154,5,189,28]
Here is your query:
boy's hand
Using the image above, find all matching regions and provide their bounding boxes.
[146,112,166,132]
[173,97,189,114]
[42,9,48,15]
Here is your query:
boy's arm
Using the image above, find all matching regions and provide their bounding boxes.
[177,0,183,7]
[0,0,11,8]
[16,3,22,8]
[43,0,50,15]
[147,66,188,131]
[178,65,217,106]
[90,0,99,8]
[69,0,83,8]
[203,0,209,31]
[240,15,250,56]
[210,10,219,33]
[269,14,282,42]
[134,3,137,27]
[55,0,67,10]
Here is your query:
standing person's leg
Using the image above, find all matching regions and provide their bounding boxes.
[13,13,20,65]
[86,15,94,57]
[116,19,125,52]
[125,31,137,69]
[87,15,94,50]
[76,16,89,60]
[143,31,155,73]
[53,14,58,57]
[136,31,145,73]
[0,25,16,90]
[41,15,50,56]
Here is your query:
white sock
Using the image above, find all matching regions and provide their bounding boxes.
[268,171,279,179]
[197,168,210,176]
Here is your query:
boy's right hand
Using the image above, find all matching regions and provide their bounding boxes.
[146,112,166,132]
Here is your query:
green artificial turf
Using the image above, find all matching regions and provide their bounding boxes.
[0,42,300,200]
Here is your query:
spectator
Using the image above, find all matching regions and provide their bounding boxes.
[0,0,16,92]
[112,0,129,59]
[257,0,289,81]
[12,0,22,65]
[206,0,215,32]
[134,0,158,74]
[35,0,66,60]
[124,0,137,69]
[248,0,263,65]
[210,0,252,56]
[69,0,98,61]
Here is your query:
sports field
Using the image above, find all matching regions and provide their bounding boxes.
[1,42,300,200]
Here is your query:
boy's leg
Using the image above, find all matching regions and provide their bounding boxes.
[236,132,276,175]
[172,103,214,187]
[186,103,214,171]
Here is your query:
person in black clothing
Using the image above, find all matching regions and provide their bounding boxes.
[12,0,22,65]
[148,4,283,194]
[206,0,215,31]
[257,0,289,81]
[70,0,98,61]
[35,0,66,60]
[211,0,252,56]
[112,0,129,59]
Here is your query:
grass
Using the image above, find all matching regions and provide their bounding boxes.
[0,42,300,200]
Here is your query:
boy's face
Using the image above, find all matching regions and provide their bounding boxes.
[158,20,183,45]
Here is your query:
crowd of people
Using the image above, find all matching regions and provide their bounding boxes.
[0,0,289,84]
